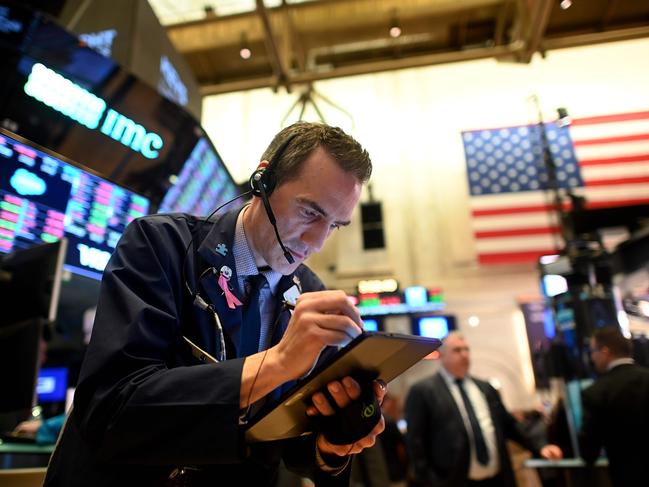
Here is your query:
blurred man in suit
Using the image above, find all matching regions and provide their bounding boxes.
[580,326,649,487]
[405,332,562,487]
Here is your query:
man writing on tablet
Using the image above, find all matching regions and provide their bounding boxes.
[45,122,385,486]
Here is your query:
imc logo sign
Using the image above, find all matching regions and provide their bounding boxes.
[24,63,164,159]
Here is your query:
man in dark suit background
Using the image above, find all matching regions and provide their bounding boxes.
[405,332,562,487]
[580,326,649,487]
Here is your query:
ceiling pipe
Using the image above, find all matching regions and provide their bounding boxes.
[256,0,291,92]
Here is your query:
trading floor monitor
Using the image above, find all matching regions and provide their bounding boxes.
[0,239,67,326]
[0,239,67,430]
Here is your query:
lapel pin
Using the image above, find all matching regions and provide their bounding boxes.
[218,265,242,309]
[283,284,301,311]
[292,275,302,293]
[215,243,228,256]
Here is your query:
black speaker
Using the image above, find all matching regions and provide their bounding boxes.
[360,202,385,250]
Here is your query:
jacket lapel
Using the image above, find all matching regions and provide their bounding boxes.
[196,209,245,357]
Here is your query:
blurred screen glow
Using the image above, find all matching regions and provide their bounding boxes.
[362,318,379,332]
[405,286,427,306]
[542,274,568,297]
[418,316,449,339]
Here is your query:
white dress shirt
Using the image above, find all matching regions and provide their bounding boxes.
[607,357,634,371]
[233,205,283,352]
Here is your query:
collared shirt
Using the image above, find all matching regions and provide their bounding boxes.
[439,367,500,480]
[607,357,635,371]
[233,205,284,352]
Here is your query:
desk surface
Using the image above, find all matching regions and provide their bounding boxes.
[525,458,609,468]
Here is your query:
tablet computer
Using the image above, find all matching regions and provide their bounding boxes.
[245,331,441,442]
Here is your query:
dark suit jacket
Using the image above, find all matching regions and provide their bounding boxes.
[405,372,543,487]
[580,363,649,487]
[44,210,345,487]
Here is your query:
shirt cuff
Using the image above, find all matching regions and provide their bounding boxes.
[315,443,352,476]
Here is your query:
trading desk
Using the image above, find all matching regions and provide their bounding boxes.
[524,458,611,487]
[0,441,53,469]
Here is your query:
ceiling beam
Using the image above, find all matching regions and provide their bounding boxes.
[256,0,290,91]
[281,1,306,73]
[518,0,554,62]
[494,0,513,46]
[542,25,649,50]
[165,0,504,53]
[199,21,649,97]
[201,43,520,96]
[600,0,619,31]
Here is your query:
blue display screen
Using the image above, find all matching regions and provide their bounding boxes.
[158,137,240,216]
[417,316,450,339]
[362,319,379,332]
[0,131,150,280]
[405,286,427,306]
[37,367,68,403]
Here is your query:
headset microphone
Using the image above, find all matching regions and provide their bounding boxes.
[249,133,299,265]
[253,171,295,264]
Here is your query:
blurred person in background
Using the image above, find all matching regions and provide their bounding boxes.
[580,326,649,487]
[379,393,409,487]
[405,331,562,487]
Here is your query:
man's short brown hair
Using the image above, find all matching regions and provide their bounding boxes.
[592,326,632,358]
[261,122,372,188]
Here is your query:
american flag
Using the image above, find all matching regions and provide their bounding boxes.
[462,110,649,265]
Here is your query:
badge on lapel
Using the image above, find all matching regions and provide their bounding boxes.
[283,285,301,314]
[217,265,242,309]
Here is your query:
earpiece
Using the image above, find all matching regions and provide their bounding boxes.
[249,133,300,264]
[249,162,270,197]
[249,133,299,197]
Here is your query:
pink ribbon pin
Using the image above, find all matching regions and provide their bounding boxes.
[218,273,242,309]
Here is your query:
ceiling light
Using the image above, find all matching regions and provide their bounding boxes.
[560,0,572,9]
[389,9,401,38]
[468,315,480,327]
[239,33,251,60]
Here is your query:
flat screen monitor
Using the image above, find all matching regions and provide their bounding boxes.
[0,129,150,280]
[158,137,240,215]
[362,318,380,332]
[0,319,43,423]
[412,315,456,340]
[37,367,68,404]
[0,239,67,325]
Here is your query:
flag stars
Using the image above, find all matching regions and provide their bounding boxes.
[462,122,583,197]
